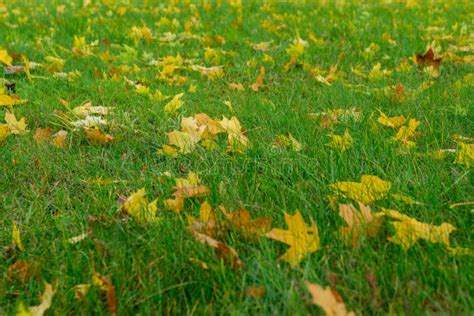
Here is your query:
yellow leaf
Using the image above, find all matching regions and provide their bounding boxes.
[163,196,184,213]
[377,112,406,128]
[306,282,355,316]
[121,188,158,224]
[5,111,27,135]
[337,202,382,246]
[266,211,320,268]
[394,118,420,144]
[455,142,474,168]
[326,130,353,152]
[220,205,272,238]
[12,221,24,251]
[167,130,198,153]
[331,175,391,204]
[274,133,302,151]
[23,281,55,316]
[0,48,12,66]
[84,127,113,144]
[0,94,24,107]
[385,209,456,250]
[51,130,68,148]
[164,93,184,114]
[188,200,216,236]
[0,124,10,141]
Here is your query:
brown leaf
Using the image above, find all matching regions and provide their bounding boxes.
[250,66,265,92]
[84,127,113,144]
[34,128,53,143]
[416,48,443,68]
[190,231,243,270]
[7,259,39,283]
[306,282,355,316]
[389,82,406,103]
[246,286,265,299]
[220,205,271,237]
[173,185,210,198]
[93,274,118,315]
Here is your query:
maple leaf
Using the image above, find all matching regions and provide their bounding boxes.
[190,231,243,270]
[331,175,391,204]
[173,172,210,198]
[0,94,24,107]
[393,118,420,148]
[306,282,355,316]
[416,48,443,68]
[326,130,353,152]
[188,200,216,236]
[84,127,113,144]
[266,211,320,268]
[34,128,53,143]
[220,205,271,237]
[164,92,184,114]
[337,202,383,246]
[0,48,13,66]
[121,188,158,224]
[51,130,68,148]
[273,133,302,151]
[377,112,406,128]
[385,209,456,250]
[389,82,406,103]
[5,111,27,135]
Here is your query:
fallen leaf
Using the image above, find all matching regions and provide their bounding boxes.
[306,282,355,316]
[337,202,382,246]
[377,112,406,128]
[455,142,474,168]
[121,188,158,224]
[92,273,117,315]
[34,128,53,143]
[24,281,56,316]
[8,260,39,283]
[326,130,353,152]
[12,221,25,251]
[246,286,265,299]
[164,92,184,114]
[220,205,271,237]
[188,200,216,236]
[5,111,27,135]
[51,130,68,148]
[84,127,113,144]
[416,48,443,68]
[190,231,243,270]
[331,175,392,204]
[0,124,10,141]
[250,66,265,92]
[0,48,12,66]
[266,211,320,268]
[385,209,456,250]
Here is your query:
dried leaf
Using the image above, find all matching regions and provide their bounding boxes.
[306,282,355,316]
[266,211,320,268]
[191,231,243,270]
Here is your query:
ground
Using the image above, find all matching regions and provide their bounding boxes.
[0,0,473,315]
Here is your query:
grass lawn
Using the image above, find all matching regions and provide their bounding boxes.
[1,0,473,314]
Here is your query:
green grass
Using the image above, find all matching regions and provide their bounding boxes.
[1,0,473,314]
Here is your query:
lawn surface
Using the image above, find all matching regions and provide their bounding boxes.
[1,0,473,314]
